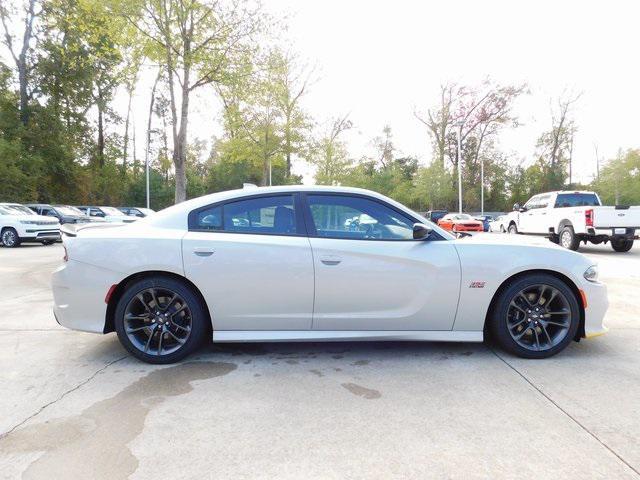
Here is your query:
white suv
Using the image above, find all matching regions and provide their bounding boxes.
[0,205,61,247]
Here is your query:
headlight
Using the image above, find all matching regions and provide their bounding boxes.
[584,265,598,282]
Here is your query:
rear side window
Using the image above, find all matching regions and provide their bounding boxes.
[191,195,297,235]
[554,193,600,208]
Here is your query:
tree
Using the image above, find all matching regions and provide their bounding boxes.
[535,91,581,189]
[0,0,40,125]
[311,115,352,185]
[271,51,312,178]
[122,0,263,202]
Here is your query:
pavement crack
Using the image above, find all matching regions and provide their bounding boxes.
[0,354,129,440]
[490,347,640,477]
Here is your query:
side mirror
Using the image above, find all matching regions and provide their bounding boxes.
[413,223,432,240]
[513,203,520,211]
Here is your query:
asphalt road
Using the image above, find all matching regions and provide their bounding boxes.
[0,239,639,479]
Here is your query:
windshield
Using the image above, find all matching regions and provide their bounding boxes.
[55,206,81,216]
[100,207,124,216]
[0,206,17,215]
[453,214,473,220]
[8,205,35,215]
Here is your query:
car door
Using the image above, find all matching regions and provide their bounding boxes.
[531,194,551,233]
[303,193,461,331]
[518,196,539,233]
[182,193,315,331]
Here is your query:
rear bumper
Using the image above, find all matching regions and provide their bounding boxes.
[52,260,120,333]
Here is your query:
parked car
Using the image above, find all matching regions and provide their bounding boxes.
[474,215,494,232]
[504,191,639,252]
[0,202,38,216]
[76,206,137,223]
[425,210,448,224]
[0,205,60,247]
[118,207,156,218]
[52,185,607,364]
[26,204,98,225]
[489,215,507,232]
[437,213,484,233]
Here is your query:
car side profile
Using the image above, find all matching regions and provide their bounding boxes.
[76,206,137,223]
[52,186,608,364]
[437,213,484,232]
[0,205,60,247]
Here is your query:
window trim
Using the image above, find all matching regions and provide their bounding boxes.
[300,192,444,242]
[187,192,307,237]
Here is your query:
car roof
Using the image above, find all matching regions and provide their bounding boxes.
[146,185,453,239]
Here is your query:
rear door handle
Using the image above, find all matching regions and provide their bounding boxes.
[320,255,341,266]
[193,247,214,257]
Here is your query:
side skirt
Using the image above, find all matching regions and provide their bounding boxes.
[212,330,483,343]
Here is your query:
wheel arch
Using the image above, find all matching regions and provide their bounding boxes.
[484,269,585,341]
[556,219,573,234]
[104,270,213,336]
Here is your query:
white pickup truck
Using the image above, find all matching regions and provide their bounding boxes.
[505,191,639,252]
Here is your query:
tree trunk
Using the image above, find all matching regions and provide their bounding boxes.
[18,61,28,125]
[97,91,105,168]
[122,88,133,175]
[173,70,190,203]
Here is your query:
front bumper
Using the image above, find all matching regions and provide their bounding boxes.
[581,279,609,338]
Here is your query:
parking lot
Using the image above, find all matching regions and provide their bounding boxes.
[0,241,639,479]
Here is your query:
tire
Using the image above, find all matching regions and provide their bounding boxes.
[559,226,580,251]
[500,225,506,233]
[41,240,55,246]
[611,238,634,252]
[115,276,208,364]
[508,223,518,234]
[1,228,21,248]
[489,273,580,359]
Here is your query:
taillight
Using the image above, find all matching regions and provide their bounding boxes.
[585,209,594,227]
[63,245,68,262]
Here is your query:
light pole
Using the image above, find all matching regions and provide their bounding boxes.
[456,122,463,214]
[480,156,484,215]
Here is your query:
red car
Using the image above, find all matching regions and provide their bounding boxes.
[437,213,484,232]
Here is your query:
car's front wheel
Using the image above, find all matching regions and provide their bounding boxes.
[115,276,208,364]
[508,223,518,234]
[489,273,580,359]
[1,228,20,248]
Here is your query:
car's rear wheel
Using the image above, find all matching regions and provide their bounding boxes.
[559,226,580,251]
[489,273,580,359]
[115,276,208,364]
[611,238,633,252]
[1,228,20,248]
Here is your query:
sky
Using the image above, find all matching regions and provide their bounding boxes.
[3,0,640,185]
[258,0,640,183]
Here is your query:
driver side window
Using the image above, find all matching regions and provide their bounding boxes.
[307,195,414,240]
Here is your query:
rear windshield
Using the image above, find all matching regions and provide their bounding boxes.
[554,193,600,208]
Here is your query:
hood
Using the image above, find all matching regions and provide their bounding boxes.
[6,213,59,225]
[454,232,565,250]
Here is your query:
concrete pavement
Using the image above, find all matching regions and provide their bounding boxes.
[0,242,639,479]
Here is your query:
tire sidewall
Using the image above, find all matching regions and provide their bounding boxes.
[508,224,517,234]
[1,228,20,248]
[559,226,579,251]
[490,274,581,359]
[115,276,208,364]
[612,239,633,252]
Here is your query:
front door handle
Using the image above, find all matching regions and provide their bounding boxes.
[193,248,214,257]
[320,255,341,266]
